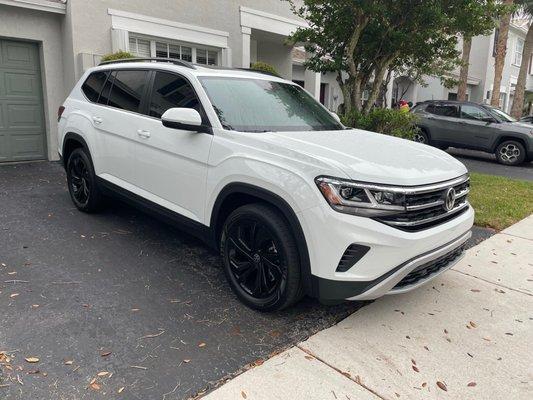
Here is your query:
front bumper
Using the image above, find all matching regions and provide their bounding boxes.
[299,202,474,301]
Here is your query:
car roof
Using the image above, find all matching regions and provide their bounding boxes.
[417,100,487,107]
[90,58,290,83]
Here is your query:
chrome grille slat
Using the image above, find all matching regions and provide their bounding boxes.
[375,175,470,231]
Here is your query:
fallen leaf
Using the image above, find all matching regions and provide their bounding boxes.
[436,381,447,391]
[131,308,140,312]
[10,293,19,298]
[470,289,481,292]
[89,378,96,385]
[27,369,40,375]
[467,382,477,387]
[444,329,448,334]
[31,304,39,308]
[505,332,514,336]
[412,365,420,373]
[90,383,101,391]
[469,321,477,328]
[64,360,73,365]
[411,359,416,365]
[241,391,247,399]
[483,337,491,342]
[7,272,16,275]
[100,351,111,357]
[421,382,427,388]
[198,342,206,348]
[118,387,125,394]
[25,357,39,363]
[183,359,191,363]
[304,355,314,360]
[97,371,109,377]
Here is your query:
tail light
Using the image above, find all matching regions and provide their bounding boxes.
[58,105,65,122]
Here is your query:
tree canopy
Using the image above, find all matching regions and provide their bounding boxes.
[288,0,504,113]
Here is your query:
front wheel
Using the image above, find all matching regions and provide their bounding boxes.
[495,140,526,165]
[220,203,303,311]
[413,129,430,145]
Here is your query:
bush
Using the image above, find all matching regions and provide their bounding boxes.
[100,51,135,62]
[250,62,279,76]
[340,108,419,140]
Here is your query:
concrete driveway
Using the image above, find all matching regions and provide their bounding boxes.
[206,216,533,399]
[447,148,533,181]
[0,162,494,399]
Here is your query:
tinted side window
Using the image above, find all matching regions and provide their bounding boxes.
[149,72,201,119]
[82,71,108,102]
[460,105,491,121]
[107,70,148,113]
[426,104,459,118]
[98,71,115,105]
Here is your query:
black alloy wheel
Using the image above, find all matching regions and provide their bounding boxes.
[221,204,303,311]
[66,148,103,212]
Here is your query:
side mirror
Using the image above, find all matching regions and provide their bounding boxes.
[161,108,210,133]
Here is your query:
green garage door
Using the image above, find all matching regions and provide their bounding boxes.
[0,39,46,162]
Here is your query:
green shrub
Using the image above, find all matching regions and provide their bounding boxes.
[340,108,419,140]
[100,51,135,62]
[250,62,279,76]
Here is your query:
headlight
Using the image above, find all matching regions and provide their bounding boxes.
[315,176,406,216]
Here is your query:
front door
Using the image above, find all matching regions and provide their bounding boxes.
[133,70,213,223]
[457,104,498,150]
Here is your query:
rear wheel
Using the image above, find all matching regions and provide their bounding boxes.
[495,140,526,165]
[220,203,303,311]
[66,148,103,212]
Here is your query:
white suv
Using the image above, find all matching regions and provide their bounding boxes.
[58,58,474,311]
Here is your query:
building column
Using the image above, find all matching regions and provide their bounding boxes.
[304,69,321,101]
[386,71,394,108]
[241,26,251,68]
[111,29,129,53]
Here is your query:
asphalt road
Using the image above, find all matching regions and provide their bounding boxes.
[447,148,533,181]
[0,162,492,400]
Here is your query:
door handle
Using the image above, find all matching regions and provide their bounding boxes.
[92,116,103,124]
[137,129,151,138]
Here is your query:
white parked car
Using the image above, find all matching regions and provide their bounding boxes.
[57,58,474,311]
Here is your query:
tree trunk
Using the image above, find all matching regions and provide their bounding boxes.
[510,23,533,119]
[363,59,393,114]
[491,0,513,107]
[457,36,472,101]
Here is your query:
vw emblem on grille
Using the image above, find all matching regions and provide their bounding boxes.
[444,188,456,211]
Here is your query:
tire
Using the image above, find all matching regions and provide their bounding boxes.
[66,147,104,212]
[413,129,430,145]
[495,140,526,166]
[220,203,303,311]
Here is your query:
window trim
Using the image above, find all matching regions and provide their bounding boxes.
[513,38,524,67]
[129,34,220,66]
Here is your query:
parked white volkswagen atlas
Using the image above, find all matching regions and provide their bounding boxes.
[57,58,474,311]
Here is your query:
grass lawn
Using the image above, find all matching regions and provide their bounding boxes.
[469,172,533,231]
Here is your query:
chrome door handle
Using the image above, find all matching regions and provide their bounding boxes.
[92,116,103,124]
[137,129,151,138]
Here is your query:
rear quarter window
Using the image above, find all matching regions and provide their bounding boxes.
[81,71,108,103]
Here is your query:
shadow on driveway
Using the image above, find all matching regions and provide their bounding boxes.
[0,162,492,399]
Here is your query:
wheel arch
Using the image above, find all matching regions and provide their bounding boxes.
[492,135,529,153]
[62,132,91,168]
[210,182,313,296]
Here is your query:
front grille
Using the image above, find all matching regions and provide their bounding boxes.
[393,244,466,289]
[375,175,470,232]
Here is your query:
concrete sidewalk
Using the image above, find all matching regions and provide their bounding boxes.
[203,215,533,400]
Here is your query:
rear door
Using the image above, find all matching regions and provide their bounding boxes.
[132,70,213,223]
[90,69,150,188]
[423,103,461,144]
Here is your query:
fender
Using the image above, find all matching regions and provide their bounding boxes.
[62,132,91,168]
[210,182,314,296]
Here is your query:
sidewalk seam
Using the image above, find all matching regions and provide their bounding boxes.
[296,345,387,400]
[450,269,532,296]
[500,232,533,242]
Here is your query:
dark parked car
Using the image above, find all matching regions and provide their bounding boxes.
[412,100,533,165]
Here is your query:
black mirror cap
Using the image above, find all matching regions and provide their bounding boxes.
[162,119,212,134]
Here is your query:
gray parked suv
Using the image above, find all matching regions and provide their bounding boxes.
[412,100,533,165]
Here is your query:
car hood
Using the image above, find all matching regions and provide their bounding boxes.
[257,129,467,186]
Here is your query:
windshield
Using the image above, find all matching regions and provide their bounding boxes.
[199,77,343,132]
[488,107,516,122]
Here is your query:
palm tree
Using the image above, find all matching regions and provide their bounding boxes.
[457,36,473,101]
[510,11,533,118]
[491,0,515,107]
